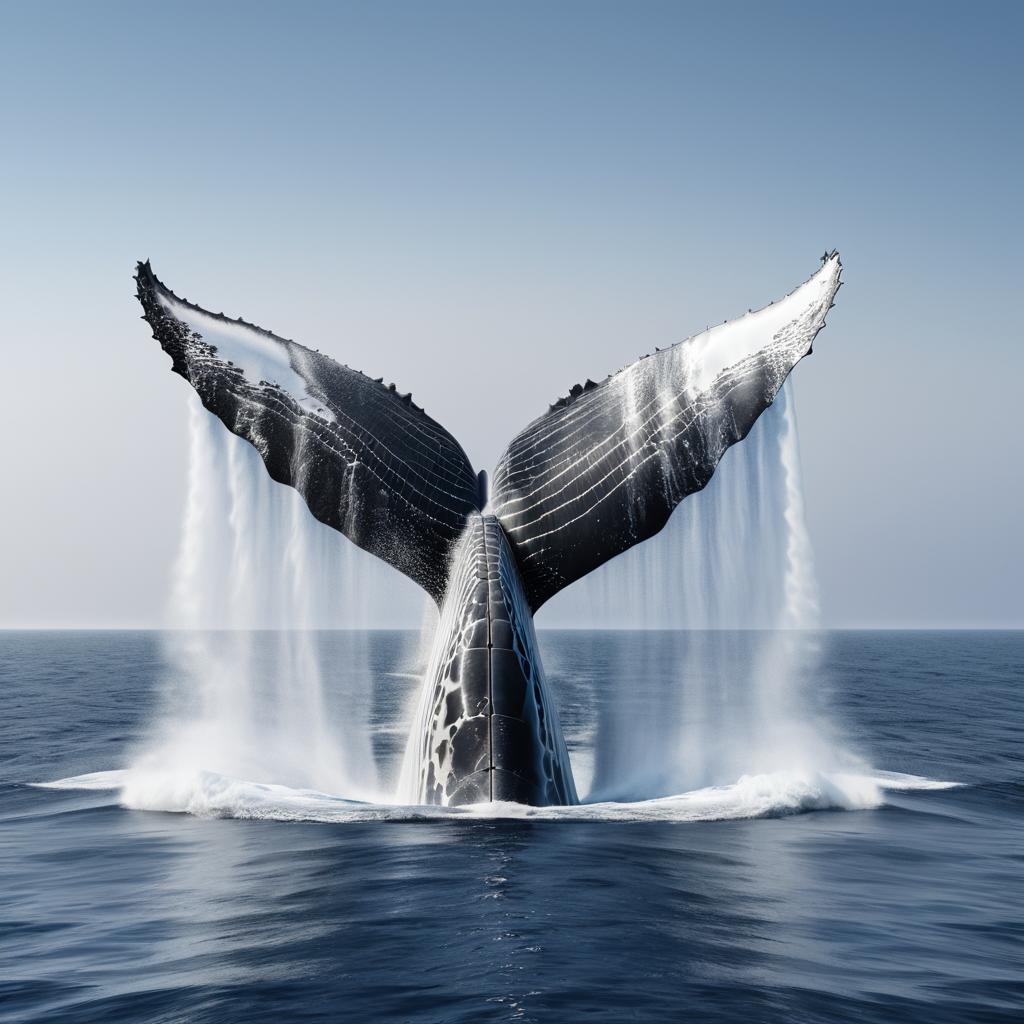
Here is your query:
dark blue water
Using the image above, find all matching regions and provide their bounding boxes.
[1,630,1021,1023]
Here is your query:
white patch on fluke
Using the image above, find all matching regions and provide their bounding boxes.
[157,292,336,421]
[683,255,840,392]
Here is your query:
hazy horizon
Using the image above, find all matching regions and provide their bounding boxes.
[3,1,1021,629]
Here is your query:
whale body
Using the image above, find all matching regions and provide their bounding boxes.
[136,253,842,806]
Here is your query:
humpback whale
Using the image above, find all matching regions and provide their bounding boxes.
[135,252,842,806]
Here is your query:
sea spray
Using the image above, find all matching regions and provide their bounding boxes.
[126,399,421,808]
[125,383,858,814]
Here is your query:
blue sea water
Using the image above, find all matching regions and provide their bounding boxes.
[0,629,1021,1023]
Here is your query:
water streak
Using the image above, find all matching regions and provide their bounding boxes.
[128,400,421,804]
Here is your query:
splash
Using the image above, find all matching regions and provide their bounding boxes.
[39,768,959,822]
[127,399,420,803]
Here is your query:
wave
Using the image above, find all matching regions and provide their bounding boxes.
[36,768,960,824]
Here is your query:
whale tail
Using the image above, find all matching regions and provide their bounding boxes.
[137,254,842,808]
[136,253,841,608]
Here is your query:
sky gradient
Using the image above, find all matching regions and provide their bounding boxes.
[2,1,1021,628]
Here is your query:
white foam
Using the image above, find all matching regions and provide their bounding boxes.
[861,770,961,792]
[37,770,130,791]
[37,767,959,824]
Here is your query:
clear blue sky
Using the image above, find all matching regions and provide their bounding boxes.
[2,1,1021,627]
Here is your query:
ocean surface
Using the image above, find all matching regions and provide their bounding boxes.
[1,629,1021,1023]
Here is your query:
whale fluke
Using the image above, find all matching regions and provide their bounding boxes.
[135,261,479,603]
[491,254,842,610]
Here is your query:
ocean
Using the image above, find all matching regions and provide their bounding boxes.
[1,629,1020,1023]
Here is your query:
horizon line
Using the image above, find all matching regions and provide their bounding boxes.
[1,625,1020,633]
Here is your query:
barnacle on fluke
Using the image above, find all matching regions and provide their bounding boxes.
[136,252,842,806]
